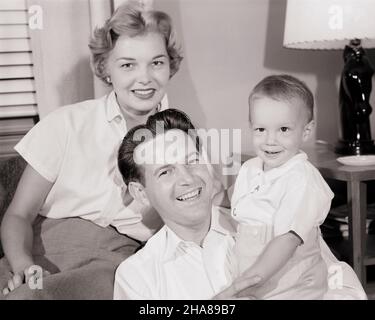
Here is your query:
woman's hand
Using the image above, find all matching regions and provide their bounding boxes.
[2,265,50,296]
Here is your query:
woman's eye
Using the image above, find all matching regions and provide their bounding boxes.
[121,63,133,69]
[280,127,290,132]
[152,60,164,67]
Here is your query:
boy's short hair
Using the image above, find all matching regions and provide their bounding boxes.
[118,109,199,186]
[248,74,314,122]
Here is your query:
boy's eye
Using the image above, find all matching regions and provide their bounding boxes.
[280,127,290,132]
[254,128,265,133]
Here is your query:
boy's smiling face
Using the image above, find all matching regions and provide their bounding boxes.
[249,96,314,171]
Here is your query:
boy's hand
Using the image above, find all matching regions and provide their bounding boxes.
[2,266,50,296]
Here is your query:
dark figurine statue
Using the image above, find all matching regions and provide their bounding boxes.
[336,40,375,155]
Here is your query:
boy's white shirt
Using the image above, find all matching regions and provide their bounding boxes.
[231,151,334,242]
[230,151,335,299]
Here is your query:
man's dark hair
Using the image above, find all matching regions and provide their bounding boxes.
[118,108,199,185]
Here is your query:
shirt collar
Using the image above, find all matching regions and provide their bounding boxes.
[105,91,123,123]
[162,206,237,262]
[248,151,307,182]
[105,90,165,123]
[262,151,307,182]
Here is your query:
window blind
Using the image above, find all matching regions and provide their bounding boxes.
[0,0,38,157]
[0,0,38,120]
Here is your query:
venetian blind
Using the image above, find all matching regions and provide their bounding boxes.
[0,0,38,121]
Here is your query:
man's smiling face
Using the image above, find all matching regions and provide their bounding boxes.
[134,129,213,230]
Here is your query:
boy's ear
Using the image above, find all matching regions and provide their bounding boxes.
[128,181,150,207]
[302,120,315,141]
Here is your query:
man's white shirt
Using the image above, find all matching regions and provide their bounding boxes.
[114,206,237,299]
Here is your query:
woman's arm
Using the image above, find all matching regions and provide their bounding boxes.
[1,165,53,280]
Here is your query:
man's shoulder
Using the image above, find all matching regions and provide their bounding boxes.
[118,227,168,270]
[114,230,168,298]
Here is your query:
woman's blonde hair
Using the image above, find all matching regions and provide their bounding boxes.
[88,1,183,84]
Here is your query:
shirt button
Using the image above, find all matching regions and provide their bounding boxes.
[115,116,122,123]
[233,208,237,216]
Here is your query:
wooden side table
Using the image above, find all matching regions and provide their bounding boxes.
[306,144,375,288]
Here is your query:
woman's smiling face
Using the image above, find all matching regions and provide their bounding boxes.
[106,32,171,115]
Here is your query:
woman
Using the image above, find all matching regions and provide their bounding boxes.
[0,1,182,299]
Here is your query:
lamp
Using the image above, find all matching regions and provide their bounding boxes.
[283,0,375,155]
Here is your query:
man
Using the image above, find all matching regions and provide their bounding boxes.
[114,109,366,300]
[114,109,250,299]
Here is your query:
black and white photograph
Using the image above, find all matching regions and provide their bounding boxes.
[0,0,375,307]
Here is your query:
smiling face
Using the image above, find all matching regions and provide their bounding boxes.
[250,96,314,171]
[133,129,213,232]
[106,32,171,116]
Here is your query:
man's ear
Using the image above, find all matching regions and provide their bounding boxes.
[302,120,315,141]
[128,181,150,207]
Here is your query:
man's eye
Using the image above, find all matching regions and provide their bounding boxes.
[280,127,290,132]
[159,168,172,177]
[159,170,168,177]
[188,156,200,165]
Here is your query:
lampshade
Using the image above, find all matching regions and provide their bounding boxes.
[283,0,375,156]
[283,0,375,49]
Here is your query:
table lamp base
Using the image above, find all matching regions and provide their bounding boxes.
[335,139,375,155]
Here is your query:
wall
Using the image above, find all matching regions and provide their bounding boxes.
[29,0,94,118]
[154,0,375,156]
[29,0,375,156]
